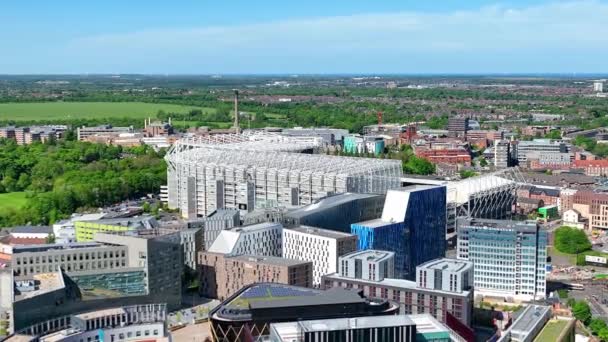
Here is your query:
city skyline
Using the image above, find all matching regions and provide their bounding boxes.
[1,0,608,74]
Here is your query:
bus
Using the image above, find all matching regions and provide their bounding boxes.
[569,283,585,291]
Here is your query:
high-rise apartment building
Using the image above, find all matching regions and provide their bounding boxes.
[282,226,357,286]
[351,186,446,279]
[456,218,547,301]
[494,140,511,169]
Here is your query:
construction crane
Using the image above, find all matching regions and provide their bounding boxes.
[377,111,383,126]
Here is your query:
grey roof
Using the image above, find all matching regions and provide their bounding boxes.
[457,218,539,233]
[530,186,560,197]
[298,315,414,332]
[287,193,383,218]
[249,287,365,310]
[231,254,311,267]
[10,226,52,234]
[417,258,473,273]
[288,226,355,239]
[510,305,551,335]
[340,250,394,263]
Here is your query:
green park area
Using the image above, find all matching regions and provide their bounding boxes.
[534,319,571,342]
[0,102,215,121]
[0,191,28,211]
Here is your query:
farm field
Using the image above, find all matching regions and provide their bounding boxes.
[0,192,28,211]
[0,102,215,121]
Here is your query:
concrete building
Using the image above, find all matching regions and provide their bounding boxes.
[497,305,552,342]
[282,226,357,286]
[594,80,604,93]
[516,139,568,164]
[572,190,608,230]
[323,257,474,327]
[188,209,240,250]
[416,258,473,294]
[457,218,547,301]
[343,135,385,155]
[351,186,446,279]
[8,304,168,342]
[339,250,395,281]
[562,209,586,230]
[494,140,511,169]
[282,127,349,146]
[165,132,401,218]
[74,216,158,242]
[526,151,572,171]
[178,228,202,272]
[53,213,107,244]
[207,222,282,257]
[76,125,134,141]
[198,252,312,300]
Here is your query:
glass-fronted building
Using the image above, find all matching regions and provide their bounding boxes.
[456,218,547,301]
[351,185,447,280]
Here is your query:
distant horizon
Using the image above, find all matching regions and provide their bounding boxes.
[2,1,608,74]
[1,73,608,78]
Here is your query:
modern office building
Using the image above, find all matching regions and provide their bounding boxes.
[270,314,453,342]
[207,222,283,257]
[457,218,547,301]
[516,139,568,164]
[76,125,134,141]
[198,252,312,300]
[343,135,385,155]
[351,186,446,279]
[282,127,349,146]
[339,250,395,281]
[282,226,357,286]
[53,213,107,244]
[74,216,158,242]
[209,283,399,341]
[494,140,511,169]
[283,193,385,233]
[7,304,168,342]
[572,190,608,230]
[323,257,474,327]
[594,80,605,93]
[165,132,401,218]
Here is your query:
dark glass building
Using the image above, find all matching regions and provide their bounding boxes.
[351,185,447,279]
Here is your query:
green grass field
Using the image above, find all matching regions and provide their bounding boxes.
[0,192,28,210]
[0,102,215,121]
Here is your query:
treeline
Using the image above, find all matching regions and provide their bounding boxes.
[0,139,166,226]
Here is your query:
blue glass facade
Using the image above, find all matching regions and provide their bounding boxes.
[351,185,447,280]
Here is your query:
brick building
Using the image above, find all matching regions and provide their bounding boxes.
[573,159,608,177]
[413,146,472,165]
[198,252,313,300]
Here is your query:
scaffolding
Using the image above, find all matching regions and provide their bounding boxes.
[165,133,402,218]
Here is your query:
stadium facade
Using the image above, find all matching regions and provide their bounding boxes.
[165,132,402,218]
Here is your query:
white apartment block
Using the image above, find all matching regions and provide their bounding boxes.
[282,226,357,286]
[208,222,283,257]
[339,250,395,282]
[416,258,473,294]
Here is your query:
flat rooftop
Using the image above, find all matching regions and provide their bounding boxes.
[352,218,401,229]
[15,272,65,301]
[409,314,451,338]
[74,307,126,320]
[510,305,551,335]
[232,254,311,267]
[287,193,384,217]
[231,222,281,233]
[271,315,414,338]
[534,318,575,342]
[341,250,394,263]
[417,258,473,273]
[457,218,538,232]
[12,242,106,253]
[288,226,355,239]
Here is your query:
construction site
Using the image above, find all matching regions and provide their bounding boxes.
[165,132,403,218]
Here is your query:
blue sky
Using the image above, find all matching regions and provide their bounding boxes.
[1,0,607,74]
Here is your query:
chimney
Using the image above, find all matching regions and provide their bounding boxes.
[168,117,172,125]
[234,89,239,134]
[144,119,147,128]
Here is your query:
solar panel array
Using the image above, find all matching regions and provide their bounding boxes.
[241,284,317,299]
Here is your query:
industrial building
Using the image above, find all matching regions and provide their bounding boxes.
[165,132,402,218]
[516,139,569,163]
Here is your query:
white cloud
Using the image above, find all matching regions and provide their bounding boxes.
[39,1,608,73]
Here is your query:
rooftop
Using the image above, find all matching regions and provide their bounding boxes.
[458,218,539,233]
[77,215,157,228]
[288,226,355,239]
[287,193,384,218]
[409,314,452,339]
[352,218,401,228]
[417,258,473,273]
[272,315,414,338]
[231,254,311,267]
[341,250,395,263]
[534,318,575,342]
[510,305,552,335]
[14,272,65,301]
[74,307,126,320]
[9,226,53,234]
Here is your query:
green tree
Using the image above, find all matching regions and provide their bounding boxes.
[590,318,607,335]
[572,300,592,325]
[403,156,435,175]
[554,226,592,254]
[459,170,477,179]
